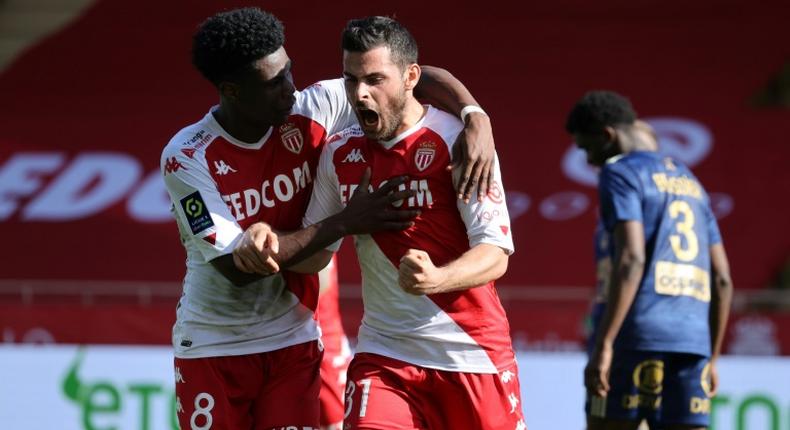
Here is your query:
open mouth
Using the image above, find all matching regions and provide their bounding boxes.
[357,107,380,128]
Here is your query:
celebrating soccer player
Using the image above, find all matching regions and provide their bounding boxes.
[162,8,498,430]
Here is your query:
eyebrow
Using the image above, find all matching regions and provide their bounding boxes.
[342,71,385,80]
[264,60,292,83]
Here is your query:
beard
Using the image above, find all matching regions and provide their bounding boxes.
[368,90,408,141]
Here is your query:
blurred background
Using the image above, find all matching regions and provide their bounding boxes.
[0,0,788,428]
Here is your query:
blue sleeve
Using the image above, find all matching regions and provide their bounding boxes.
[599,165,643,231]
[704,198,723,245]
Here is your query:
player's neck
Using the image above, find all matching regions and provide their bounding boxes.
[212,104,272,144]
[388,97,426,141]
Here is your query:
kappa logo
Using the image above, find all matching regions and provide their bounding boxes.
[414,141,437,172]
[214,160,237,175]
[487,180,504,204]
[342,148,366,163]
[280,123,304,154]
[164,156,186,175]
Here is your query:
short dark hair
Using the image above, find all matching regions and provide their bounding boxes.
[192,7,285,86]
[565,91,637,134]
[341,16,418,70]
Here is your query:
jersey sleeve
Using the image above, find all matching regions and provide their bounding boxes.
[455,153,515,254]
[599,164,643,231]
[303,142,344,252]
[161,148,242,262]
[294,79,357,136]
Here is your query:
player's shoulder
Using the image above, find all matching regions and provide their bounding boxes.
[420,105,463,153]
[162,115,217,161]
[324,125,366,160]
[294,79,345,111]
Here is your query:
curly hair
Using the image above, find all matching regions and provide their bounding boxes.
[565,91,637,134]
[192,7,285,86]
[341,16,418,70]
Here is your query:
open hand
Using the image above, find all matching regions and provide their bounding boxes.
[340,167,421,235]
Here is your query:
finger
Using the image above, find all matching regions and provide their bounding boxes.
[375,176,409,195]
[266,232,279,254]
[462,160,483,203]
[244,247,271,274]
[380,221,416,231]
[356,167,372,192]
[261,255,280,274]
[378,210,421,221]
[454,159,476,200]
[477,161,492,202]
[386,189,417,203]
[399,255,423,271]
[233,252,254,274]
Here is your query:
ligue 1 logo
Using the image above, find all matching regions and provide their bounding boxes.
[279,123,303,154]
[414,141,436,172]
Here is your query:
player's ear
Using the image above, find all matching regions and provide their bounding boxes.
[603,126,617,143]
[404,63,421,91]
[218,81,240,101]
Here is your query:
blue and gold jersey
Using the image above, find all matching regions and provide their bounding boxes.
[599,151,722,356]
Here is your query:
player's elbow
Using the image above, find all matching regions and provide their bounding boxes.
[489,249,509,281]
[713,271,733,298]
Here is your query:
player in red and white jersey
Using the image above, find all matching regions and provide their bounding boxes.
[164,8,499,430]
[317,255,352,430]
[299,17,526,429]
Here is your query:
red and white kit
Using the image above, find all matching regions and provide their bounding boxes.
[304,106,526,429]
[161,79,355,429]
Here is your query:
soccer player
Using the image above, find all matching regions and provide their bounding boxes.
[162,7,498,430]
[317,255,352,430]
[252,16,524,429]
[566,92,733,430]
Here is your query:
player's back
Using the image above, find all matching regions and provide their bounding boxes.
[599,151,721,356]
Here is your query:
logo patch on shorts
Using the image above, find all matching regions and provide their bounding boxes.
[179,191,214,235]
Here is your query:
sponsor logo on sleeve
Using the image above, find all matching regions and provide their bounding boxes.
[163,157,186,175]
[179,191,214,235]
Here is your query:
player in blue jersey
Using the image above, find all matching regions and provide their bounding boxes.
[566,91,733,430]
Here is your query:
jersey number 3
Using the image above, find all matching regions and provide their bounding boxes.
[668,200,698,262]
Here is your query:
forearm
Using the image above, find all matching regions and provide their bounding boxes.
[274,218,346,269]
[595,252,644,349]
[709,244,733,360]
[436,244,508,293]
[595,221,646,349]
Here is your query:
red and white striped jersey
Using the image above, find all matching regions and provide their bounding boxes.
[304,106,516,373]
[161,79,355,359]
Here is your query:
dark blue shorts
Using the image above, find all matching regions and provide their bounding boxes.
[585,350,711,427]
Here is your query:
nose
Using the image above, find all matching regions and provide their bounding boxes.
[352,82,370,103]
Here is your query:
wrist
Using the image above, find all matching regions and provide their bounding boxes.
[460,105,487,124]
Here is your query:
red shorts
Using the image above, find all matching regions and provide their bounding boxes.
[319,334,352,428]
[343,353,527,430]
[174,340,322,430]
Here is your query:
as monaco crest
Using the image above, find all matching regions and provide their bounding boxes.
[279,123,303,154]
[414,141,436,172]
